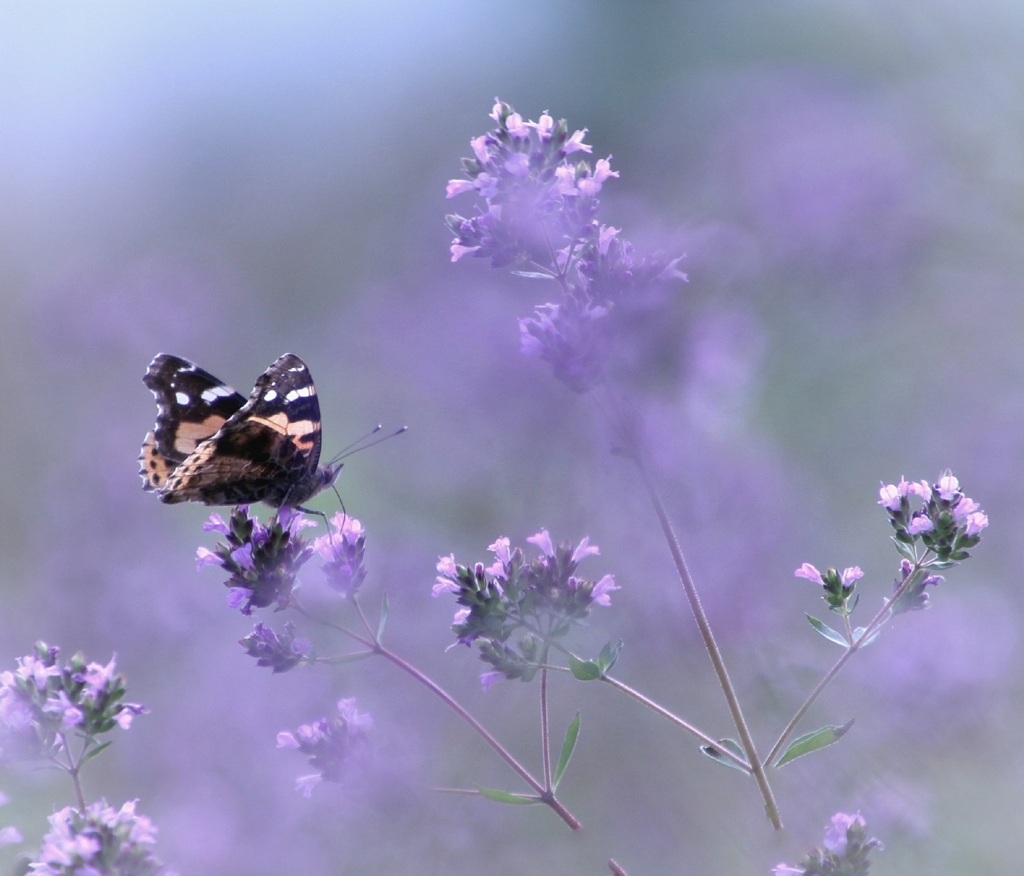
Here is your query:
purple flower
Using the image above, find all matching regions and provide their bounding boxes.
[196,506,314,614]
[311,513,367,598]
[436,531,619,685]
[880,471,988,564]
[823,811,865,855]
[0,644,145,763]
[277,698,372,796]
[29,799,170,875]
[776,811,881,876]
[240,621,312,674]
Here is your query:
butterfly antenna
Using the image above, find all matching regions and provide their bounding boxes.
[327,425,408,467]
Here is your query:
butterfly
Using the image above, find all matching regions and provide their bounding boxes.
[140,353,342,508]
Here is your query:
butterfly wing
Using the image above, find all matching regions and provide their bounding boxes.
[157,353,329,507]
[140,354,247,493]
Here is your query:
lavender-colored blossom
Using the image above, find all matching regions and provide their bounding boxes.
[311,513,367,597]
[28,799,171,875]
[1,644,144,763]
[196,506,315,614]
[822,811,865,855]
[447,99,686,394]
[775,811,881,876]
[794,563,825,585]
[240,621,313,673]
[880,471,988,564]
[435,531,618,685]
[277,698,372,796]
[0,824,22,846]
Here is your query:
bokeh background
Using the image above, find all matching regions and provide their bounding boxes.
[2,1,1023,873]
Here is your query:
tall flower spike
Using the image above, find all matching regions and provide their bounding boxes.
[448,99,687,394]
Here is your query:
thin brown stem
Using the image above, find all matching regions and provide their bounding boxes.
[293,602,582,830]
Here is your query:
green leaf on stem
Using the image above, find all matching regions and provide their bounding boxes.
[553,712,581,789]
[569,654,602,681]
[477,787,542,805]
[597,640,622,674]
[806,615,849,647]
[81,740,113,766]
[511,270,556,280]
[774,719,855,768]
[893,538,917,561]
[699,738,749,772]
[377,594,389,642]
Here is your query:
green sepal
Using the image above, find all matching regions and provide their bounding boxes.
[477,786,542,805]
[569,654,602,681]
[774,719,855,768]
[806,615,848,647]
[553,712,581,790]
[699,738,749,772]
[377,594,389,642]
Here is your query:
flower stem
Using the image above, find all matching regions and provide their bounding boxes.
[600,674,750,771]
[294,602,582,830]
[540,665,553,790]
[766,561,929,766]
[615,400,780,829]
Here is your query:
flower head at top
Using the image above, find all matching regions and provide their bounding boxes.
[277,698,373,797]
[433,530,618,686]
[0,643,145,764]
[447,99,687,395]
[197,505,316,614]
[878,471,988,564]
[311,513,367,598]
[773,811,882,876]
[28,799,170,876]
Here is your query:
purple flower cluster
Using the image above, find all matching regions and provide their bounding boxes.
[433,530,618,686]
[311,513,367,598]
[197,506,316,614]
[773,812,881,876]
[28,799,171,875]
[277,698,372,797]
[0,643,144,762]
[446,99,605,268]
[794,564,864,614]
[878,472,987,565]
[447,99,686,393]
[239,621,312,674]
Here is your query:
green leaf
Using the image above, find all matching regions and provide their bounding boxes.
[477,787,542,805]
[806,615,849,647]
[774,719,855,768]
[81,740,113,766]
[553,712,581,789]
[377,594,389,642]
[699,738,749,772]
[511,270,555,281]
[569,654,602,681]
[597,640,622,674]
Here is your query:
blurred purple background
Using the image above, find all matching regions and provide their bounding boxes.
[2,2,1023,873]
